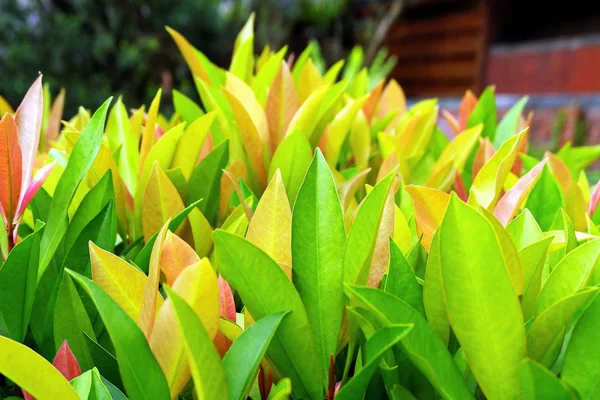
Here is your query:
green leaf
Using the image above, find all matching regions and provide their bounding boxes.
[0,223,43,341]
[268,131,312,203]
[214,231,323,400]
[70,367,112,400]
[106,96,139,195]
[347,286,473,399]
[68,270,170,400]
[527,287,598,367]
[173,89,204,123]
[493,96,528,148]
[343,170,395,286]
[134,199,202,273]
[166,287,229,400]
[0,334,80,399]
[467,86,496,140]
[64,171,114,254]
[335,325,412,400]
[223,312,287,400]
[520,237,553,321]
[188,140,229,224]
[506,209,544,251]
[519,358,570,400]
[83,333,123,391]
[267,378,292,400]
[525,165,565,231]
[385,239,425,317]
[252,46,288,105]
[292,149,345,376]
[64,200,116,277]
[536,238,600,314]
[562,291,600,398]
[53,273,96,371]
[422,231,449,345]
[39,97,112,277]
[439,195,525,400]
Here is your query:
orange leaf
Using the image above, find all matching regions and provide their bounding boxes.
[266,62,299,153]
[441,109,460,136]
[218,276,236,321]
[374,79,406,129]
[362,80,384,123]
[160,231,200,286]
[0,114,22,226]
[458,89,477,130]
[44,88,66,147]
[166,27,211,84]
[472,137,495,179]
[493,159,548,225]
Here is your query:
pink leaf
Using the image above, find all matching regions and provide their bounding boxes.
[494,159,548,225]
[14,161,55,221]
[219,276,236,321]
[589,180,600,217]
[15,76,43,205]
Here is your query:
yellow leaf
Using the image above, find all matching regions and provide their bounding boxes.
[171,111,216,180]
[139,222,169,339]
[166,27,211,84]
[297,59,323,104]
[139,89,162,172]
[396,101,438,161]
[325,94,369,168]
[150,258,220,399]
[405,185,450,251]
[285,84,330,140]
[349,110,371,170]
[369,190,395,287]
[246,169,293,270]
[188,208,213,258]
[90,242,163,321]
[142,163,185,241]
[219,159,247,221]
[374,79,406,128]
[161,230,200,286]
[0,335,79,400]
[266,62,299,153]
[394,205,412,254]
[427,124,483,189]
[469,129,527,210]
[129,105,146,143]
[223,75,268,191]
[0,94,14,115]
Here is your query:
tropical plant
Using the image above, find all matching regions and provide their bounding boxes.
[2,13,600,400]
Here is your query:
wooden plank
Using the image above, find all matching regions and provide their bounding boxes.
[389,35,481,58]
[392,59,478,80]
[388,9,483,39]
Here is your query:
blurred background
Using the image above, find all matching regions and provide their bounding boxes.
[2,0,600,148]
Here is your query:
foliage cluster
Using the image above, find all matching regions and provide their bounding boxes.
[2,13,600,400]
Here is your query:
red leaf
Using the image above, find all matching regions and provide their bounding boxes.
[22,340,81,400]
[0,113,22,228]
[453,172,468,202]
[219,276,236,321]
[53,340,82,380]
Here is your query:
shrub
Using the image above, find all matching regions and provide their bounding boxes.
[1,14,600,400]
